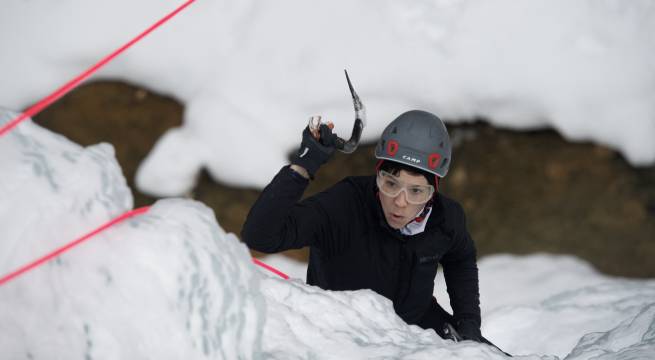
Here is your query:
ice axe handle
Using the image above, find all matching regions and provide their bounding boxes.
[308,116,333,140]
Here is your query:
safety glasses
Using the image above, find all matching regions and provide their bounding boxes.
[376,170,434,205]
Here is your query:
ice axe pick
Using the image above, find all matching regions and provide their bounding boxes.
[308,70,367,153]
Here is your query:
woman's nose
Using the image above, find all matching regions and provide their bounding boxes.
[394,189,408,207]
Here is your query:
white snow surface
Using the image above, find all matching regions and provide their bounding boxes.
[1,0,654,195]
[2,113,655,359]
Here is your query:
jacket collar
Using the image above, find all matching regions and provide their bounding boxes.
[400,206,433,235]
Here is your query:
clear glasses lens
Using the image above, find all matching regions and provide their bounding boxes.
[376,170,434,204]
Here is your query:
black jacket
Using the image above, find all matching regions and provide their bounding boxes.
[242,166,481,333]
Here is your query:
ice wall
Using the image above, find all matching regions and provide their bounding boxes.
[0,110,265,359]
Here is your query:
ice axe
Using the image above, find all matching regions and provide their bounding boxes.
[308,70,366,153]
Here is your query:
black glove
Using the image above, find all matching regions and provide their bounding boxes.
[456,319,483,342]
[291,124,337,179]
[456,320,513,356]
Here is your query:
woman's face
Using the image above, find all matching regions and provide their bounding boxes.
[378,170,430,229]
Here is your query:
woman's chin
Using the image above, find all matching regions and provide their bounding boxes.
[385,216,406,229]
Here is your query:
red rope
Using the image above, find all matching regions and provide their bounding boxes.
[0,207,151,286]
[0,206,290,286]
[253,258,290,280]
[0,0,197,137]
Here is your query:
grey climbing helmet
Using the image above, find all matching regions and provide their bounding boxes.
[375,110,452,178]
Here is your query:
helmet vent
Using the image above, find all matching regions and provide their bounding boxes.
[428,153,441,169]
[439,141,444,148]
[391,127,398,134]
[387,140,399,156]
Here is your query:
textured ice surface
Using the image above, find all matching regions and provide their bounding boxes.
[259,276,519,359]
[0,108,132,276]
[565,304,655,360]
[0,199,266,359]
[261,252,655,359]
[0,112,264,359]
[1,0,654,195]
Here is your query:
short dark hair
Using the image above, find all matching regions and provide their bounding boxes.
[378,160,437,188]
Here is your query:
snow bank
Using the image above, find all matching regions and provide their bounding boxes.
[1,112,654,359]
[2,0,654,195]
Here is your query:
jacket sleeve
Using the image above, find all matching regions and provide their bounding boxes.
[440,202,481,328]
[241,166,356,255]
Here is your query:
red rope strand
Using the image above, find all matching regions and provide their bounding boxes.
[0,207,151,286]
[0,205,290,286]
[0,0,197,137]
[252,258,290,280]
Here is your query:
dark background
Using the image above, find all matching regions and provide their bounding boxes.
[32,81,655,277]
